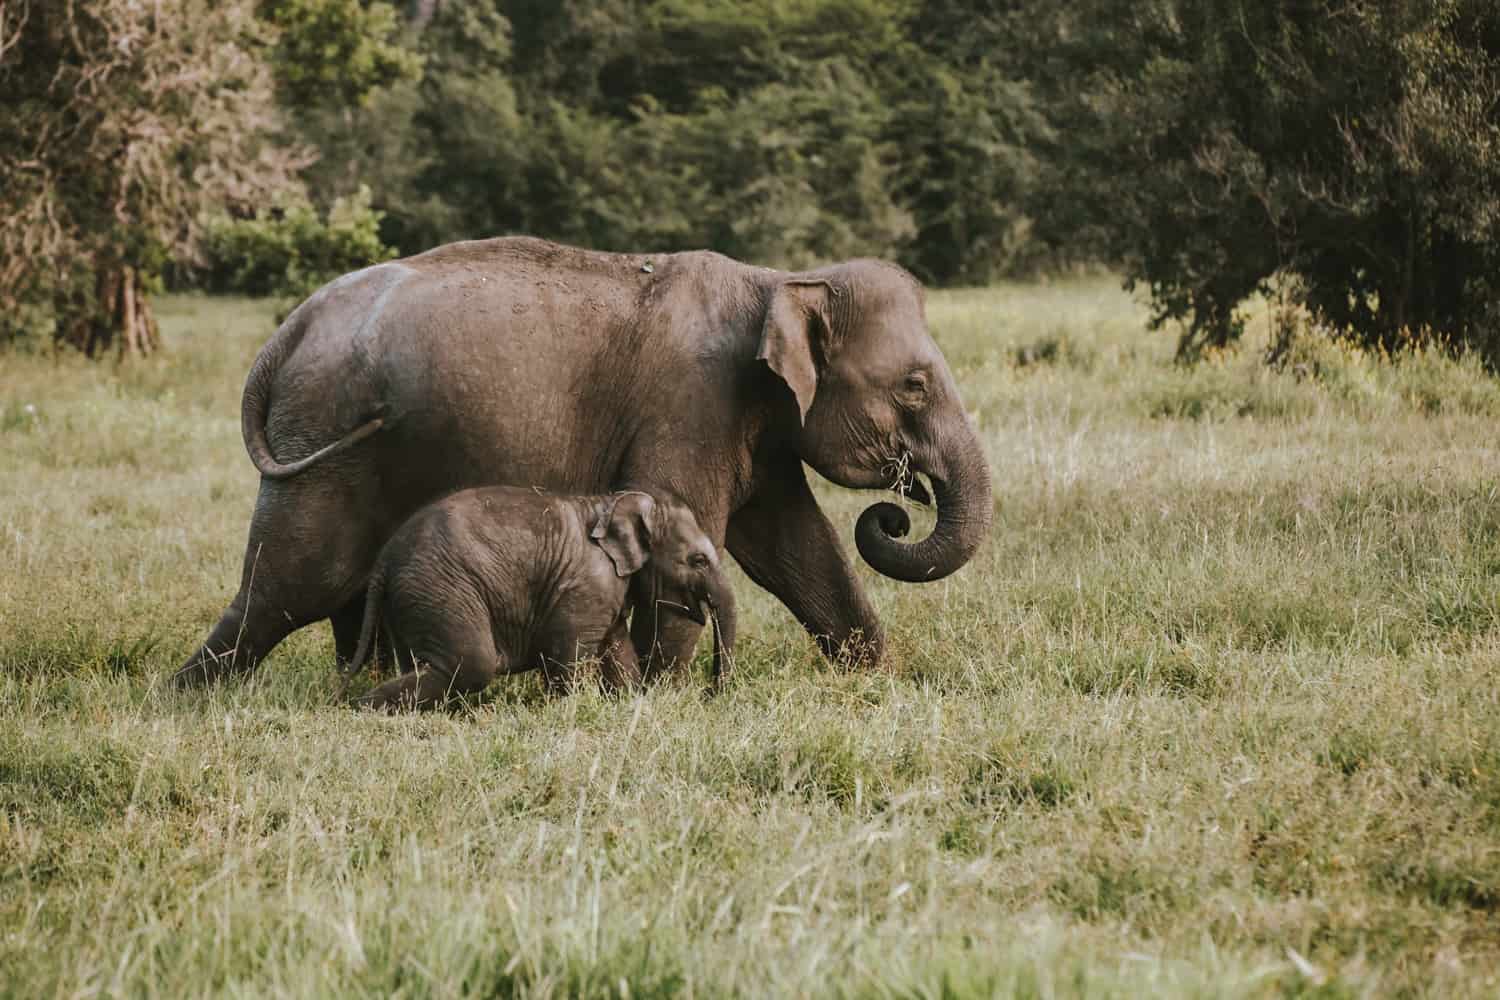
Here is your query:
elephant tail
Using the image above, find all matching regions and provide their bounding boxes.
[346,563,386,678]
[242,306,385,480]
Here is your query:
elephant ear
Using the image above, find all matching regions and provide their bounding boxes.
[591,491,656,577]
[756,279,833,424]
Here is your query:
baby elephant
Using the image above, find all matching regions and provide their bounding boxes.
[344,488,735,710]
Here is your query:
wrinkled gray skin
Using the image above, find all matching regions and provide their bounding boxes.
[175,237,991,686]
[348,489,735,711]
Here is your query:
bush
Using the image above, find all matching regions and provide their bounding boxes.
[1030,0,1500,362]
[199,185,396,303]
[0,301,55,352]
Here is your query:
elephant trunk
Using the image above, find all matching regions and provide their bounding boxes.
[855,430,992,583]
[706,571,736,689]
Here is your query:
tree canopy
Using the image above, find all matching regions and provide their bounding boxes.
[0,0,302,354]
[3,0,1499,361]
[1028,0,1500,361]
[312,0,1042,280]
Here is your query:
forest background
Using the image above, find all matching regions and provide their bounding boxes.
[3,0,1499,363]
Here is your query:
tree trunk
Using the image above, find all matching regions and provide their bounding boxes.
[54,264,162,359]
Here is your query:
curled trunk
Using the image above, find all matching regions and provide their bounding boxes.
[855,432,992,582]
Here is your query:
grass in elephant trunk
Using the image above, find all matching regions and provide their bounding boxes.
[4,283,1500,996]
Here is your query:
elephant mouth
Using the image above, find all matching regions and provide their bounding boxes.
[896,471,933,506]
[659,596,709,626]
[882,452,933,507]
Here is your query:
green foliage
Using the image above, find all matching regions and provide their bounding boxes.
[885,0,1052,284]
[199,186,397,301]
[377,0,527,251]
[0,0,302,354]
[1028,0,1500,361]
[10,0,1500,362]
[610,60,915,266]
[0,302,54,352]
[290,0,1044,281]
[261,0,421,108]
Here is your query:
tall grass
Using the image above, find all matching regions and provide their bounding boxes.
[2,282,1498,996]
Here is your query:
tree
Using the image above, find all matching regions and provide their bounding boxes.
[884,0,1050,285]
[352,0,916,265]
[1027,0,1500,361]
[0,0,304,356]
[260,0,420,110]
[271,0,1057,279]
[260,0,423,211]
[199,185,398,305]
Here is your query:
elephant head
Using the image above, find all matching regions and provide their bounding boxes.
[757,262,993,582]
[592,492,736,674]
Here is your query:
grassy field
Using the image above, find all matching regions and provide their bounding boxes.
[3,280,1500,997]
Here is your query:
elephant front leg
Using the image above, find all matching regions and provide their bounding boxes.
[725,465,885,668]
[599,615,642,691]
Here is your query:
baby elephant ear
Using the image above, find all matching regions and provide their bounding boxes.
[591,492,656,577]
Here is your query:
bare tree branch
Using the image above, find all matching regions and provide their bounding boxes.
[0,0,29,63]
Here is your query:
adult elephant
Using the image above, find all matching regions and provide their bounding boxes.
[174,237,992,686]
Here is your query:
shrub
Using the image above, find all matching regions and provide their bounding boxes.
[199,185,396,303]
[1031,0,1500,362]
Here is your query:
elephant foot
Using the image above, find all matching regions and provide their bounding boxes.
[818,627,885,672]
[173,607,269,687]
[351,664,472,712]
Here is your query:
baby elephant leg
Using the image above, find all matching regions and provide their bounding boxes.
[539,617,638,695]
[352,631,501,712]
[536,643,598,696]
[353,668,451,712]
[598,616,641,692]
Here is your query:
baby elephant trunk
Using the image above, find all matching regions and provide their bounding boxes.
[706,572,737,690]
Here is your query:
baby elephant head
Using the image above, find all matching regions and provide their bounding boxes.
[591,491,737,683]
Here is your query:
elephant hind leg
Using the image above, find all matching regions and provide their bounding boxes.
[173,594,294,687]
[350,667,452,712]
[176,564,367,688]
[351,635,501,712]
[175,493,380,687]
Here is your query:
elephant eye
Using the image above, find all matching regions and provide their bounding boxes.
[900,372,930,406]
[688,553,710,569]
